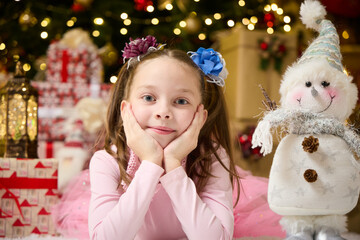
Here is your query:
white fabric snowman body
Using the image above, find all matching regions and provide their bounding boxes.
[252,1,360,239]
[270,133,359,216]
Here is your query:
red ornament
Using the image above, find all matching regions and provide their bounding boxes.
[260,42,268,50]
[264,12,275,22]
[266,21,274,28]
[134,0,153,11]
[238,135,248,144]
[251,147,261,156]
[237,127,263,159]
[278,44,286,53]
[71,3,85,12]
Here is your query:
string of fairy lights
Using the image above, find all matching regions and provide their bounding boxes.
[89,2,292,40]
[1,0,294,77]
[0,0,355,83]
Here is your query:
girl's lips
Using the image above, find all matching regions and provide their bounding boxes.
[148,126,175,135]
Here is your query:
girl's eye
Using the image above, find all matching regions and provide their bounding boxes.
[142,95,155,102]
[305,81,312,87]
[175,98,188,105]
[321,81,330,87]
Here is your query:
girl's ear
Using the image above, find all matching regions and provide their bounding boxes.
[120,100,127,112]
[202,109,208,128]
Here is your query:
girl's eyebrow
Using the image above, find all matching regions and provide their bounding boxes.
[136,85,196,96]
[136,84,156,90]
[177,88,196,97]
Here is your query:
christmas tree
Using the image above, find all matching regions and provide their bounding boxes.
[0,0,295,82]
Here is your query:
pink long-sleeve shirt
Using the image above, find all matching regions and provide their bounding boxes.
[88,148,234,240]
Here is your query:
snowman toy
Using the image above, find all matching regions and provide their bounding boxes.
[252,1,360,239]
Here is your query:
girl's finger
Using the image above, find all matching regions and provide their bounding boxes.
[202,109,208,127]
[197,104,207,128]
[195,104,206,131]
[121,102,131,129]
[185,105,205,136]
[122,102,140,138]
[126,104,144,134]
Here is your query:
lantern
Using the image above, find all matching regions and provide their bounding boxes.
[0,62,38,158]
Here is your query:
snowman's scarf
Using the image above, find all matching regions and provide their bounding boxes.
[260,108,360,167]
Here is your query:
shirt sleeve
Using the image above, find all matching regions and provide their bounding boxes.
[88,151,164,240]
[160,148,234,240]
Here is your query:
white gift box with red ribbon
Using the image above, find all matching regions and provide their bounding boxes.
[32,82,112,142]
[0,158,58,238]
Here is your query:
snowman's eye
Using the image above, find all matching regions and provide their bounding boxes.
[321,81,330,88]
[305,81,312,87]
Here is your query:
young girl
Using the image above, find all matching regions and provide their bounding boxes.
[88,36,238,239]
[52,36,284,239]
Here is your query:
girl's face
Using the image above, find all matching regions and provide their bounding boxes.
[127,56,202,148]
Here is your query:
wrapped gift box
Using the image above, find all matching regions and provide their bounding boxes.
[0,158,58,238]
[46,41,103,85]
[32,82,112,141]
[31,81,110,108]
[37,140,96,159]
[33,31,108,142]
[219,26,298,121]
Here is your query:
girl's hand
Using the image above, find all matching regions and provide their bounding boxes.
[121,101,163,166]
[163,105,208,172]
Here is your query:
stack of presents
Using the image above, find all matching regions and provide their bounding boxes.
[34,32,111,159]
[0,29,112,237]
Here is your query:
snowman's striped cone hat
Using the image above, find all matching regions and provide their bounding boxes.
[298,0,344,72]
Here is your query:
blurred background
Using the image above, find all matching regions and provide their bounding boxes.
[0,0,359,234]
[0,0,359,82]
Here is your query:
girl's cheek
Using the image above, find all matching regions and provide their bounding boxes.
[130,105,146,128]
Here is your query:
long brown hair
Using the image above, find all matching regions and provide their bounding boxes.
[103,48,239,194]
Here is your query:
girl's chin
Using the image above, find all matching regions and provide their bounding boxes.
[148,133,175,148]
[156,138,173,148]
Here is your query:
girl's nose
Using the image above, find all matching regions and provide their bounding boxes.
[155,103,172,120]
[156,113,171,119]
